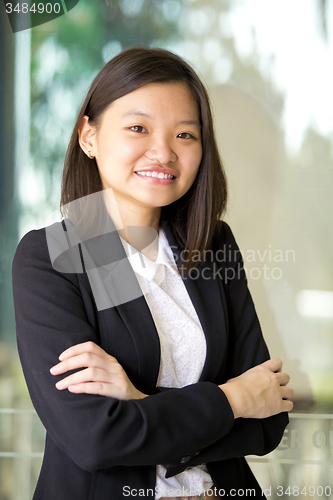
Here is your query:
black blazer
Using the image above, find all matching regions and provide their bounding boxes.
[12,219,288,500]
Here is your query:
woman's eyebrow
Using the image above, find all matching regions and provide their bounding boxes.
[122,109,201,128]
[122,109,151,119]
[178,119,201,129]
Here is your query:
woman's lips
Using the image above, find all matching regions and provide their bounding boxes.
[134,171,177,184]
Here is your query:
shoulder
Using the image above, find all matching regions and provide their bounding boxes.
[13,221,67,264]
[210,220,245,275]
[13,227,48,272]
[12,221,82,287]
[213,220,239,249]
[12,227,52,302]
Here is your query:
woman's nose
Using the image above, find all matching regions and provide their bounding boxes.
[145,139,177,164]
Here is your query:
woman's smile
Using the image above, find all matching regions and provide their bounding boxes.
[134,167,177,184]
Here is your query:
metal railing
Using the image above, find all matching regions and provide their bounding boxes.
[1,410,332,500]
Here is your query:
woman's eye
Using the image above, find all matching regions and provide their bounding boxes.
[178,132,194,139]
[130,126,147,133]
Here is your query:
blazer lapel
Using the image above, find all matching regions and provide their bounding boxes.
[163,222,228,383]
[115,292,161,396]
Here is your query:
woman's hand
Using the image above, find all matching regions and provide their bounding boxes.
[50,341,147,400]
[219,358,294,419]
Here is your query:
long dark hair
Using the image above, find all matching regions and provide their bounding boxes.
[61,47,227,272]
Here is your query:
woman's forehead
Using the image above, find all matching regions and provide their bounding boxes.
[103,82,200,121]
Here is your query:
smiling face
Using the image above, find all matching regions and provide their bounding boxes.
[79,82,202,221]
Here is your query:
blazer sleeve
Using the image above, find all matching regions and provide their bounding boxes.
[12,227,235,473]
[165,221,289,477]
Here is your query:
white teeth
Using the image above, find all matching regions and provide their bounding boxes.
[136,171,175,179]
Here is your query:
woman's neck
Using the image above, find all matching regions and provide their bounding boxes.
[103,190,161,260]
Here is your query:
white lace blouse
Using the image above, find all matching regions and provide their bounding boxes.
[119,228,214,499]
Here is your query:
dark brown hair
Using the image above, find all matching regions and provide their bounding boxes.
[61,47,227,272]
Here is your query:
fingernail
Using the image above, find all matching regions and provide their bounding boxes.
[59,353,65,361]
[50,366,57,374]
[55,380,65,389]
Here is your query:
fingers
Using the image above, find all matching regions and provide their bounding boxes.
[66,381,141,400]
[50,342,147,400]
[261,358,283,373]
[276,371,290,386]
[260,359,293,388]
[67,382,114,396]
[281,399,294,412]
[51,342,118,376]
[224,360,294,419]
[58,341,112,361]
[281,385,294,400]
[53,365,145,400]
[55,367,115,390]
[50,352,118,376]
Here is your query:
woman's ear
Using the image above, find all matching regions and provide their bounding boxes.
[78,115,96,159]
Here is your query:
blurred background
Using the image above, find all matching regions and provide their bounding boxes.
[0,0,333,498]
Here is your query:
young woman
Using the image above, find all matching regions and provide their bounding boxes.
[12,47,293,500]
